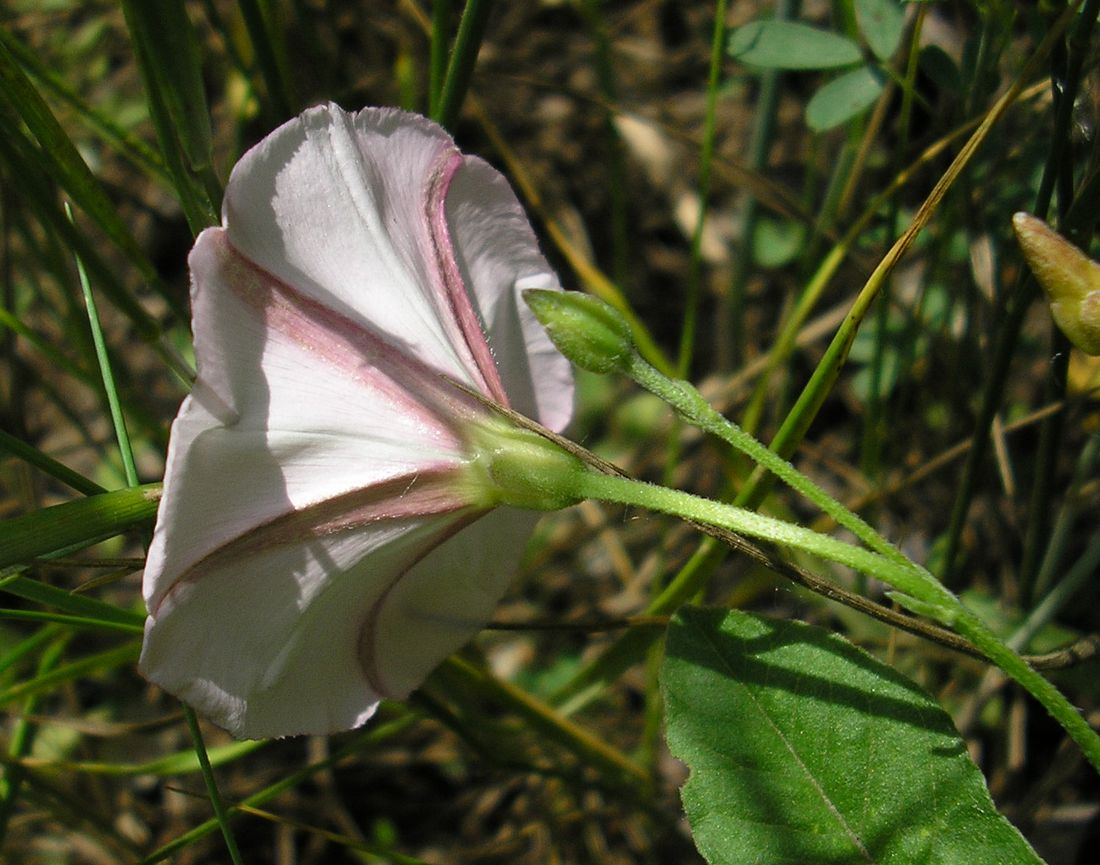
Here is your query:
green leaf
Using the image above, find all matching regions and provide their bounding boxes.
[752,218,806,268]
[662,607,1046,865]
[856,0,906,61]
[728,21,862,70]
[0,484,161,569]
[806,65,885,131]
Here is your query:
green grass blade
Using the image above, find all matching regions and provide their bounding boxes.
[0,36,167,295]
[118,1,219,232]
[184,707,244,865]
[0,635,67,846]
[0,609,143,635]
[0,484,161,570]
[0,575,144,629]
[20,739,266,777]
[136,716,417,864]
[0,643,139,709]
[236,0,293,120]
[115,0,212,174]
[68,204,140,489]
[0,430,105,496]
[433,0,495,129]
[0,27,168,184]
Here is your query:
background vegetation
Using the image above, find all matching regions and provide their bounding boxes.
[1,1,1099,863]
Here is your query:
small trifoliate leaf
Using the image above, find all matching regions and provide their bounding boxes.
[806,65,885,131]
[728,20,863,70]
[856,0,906,61]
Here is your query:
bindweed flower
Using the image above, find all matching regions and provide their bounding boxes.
[140,104,580,738]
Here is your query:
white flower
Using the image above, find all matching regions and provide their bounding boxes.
[140,104,574,738]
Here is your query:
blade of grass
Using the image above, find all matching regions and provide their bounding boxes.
[119,1,219,232]
[739,1,1078,510]
[0,643,139,709]
[13,739,265,777]
[0,574,144,629]
[236,0,293,121]
[432,0,495,130]
[184,708,244,865]
[68,203,140,488]
[0,634,67,848]
[136,714,417,864]
[944,0,1097,582]
[0,609,141,634]
[0,27,168,184]
[0,430,105,497]
[0,38,171,300]
[428,0,451,116]
[0,484,161,570]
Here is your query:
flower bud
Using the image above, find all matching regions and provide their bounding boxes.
[524,289,635,374]
[1013,212,1100,355]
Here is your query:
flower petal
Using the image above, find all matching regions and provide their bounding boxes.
[443,157,575,432]
[141,507,463,738]
[144,229,471,611]
[223,104,489,392]
[363,507,540,698]
[142,471,536,738]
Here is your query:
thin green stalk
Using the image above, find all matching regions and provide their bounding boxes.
[0,610,143,634]
[0,28,168,184]
[1019,5,1100,600]
[1031,431,1100,601]
[184,708,244,865]
[237,0,293,120]
[0,429,105,496]
[0,643,139,708]
[628,353,912,568]
[428,0,451,115]
[138,715,417,864]
[433,0,495,130]
[572,471,941,596]
[861,8,926,480]
[721,0,797,371]
[679,0,728,376]
[744,2,1076,515]
[70,204,139,488]
[1010,531,1100,654]
[0,634,67,847]
[73,214,244,863]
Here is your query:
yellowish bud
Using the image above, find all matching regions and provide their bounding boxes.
[1013,212,1100,355]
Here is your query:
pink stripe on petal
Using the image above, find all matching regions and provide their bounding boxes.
[211,231,486,442]
[426,151,511,406]
[358,511,482,696]
[154,466,477,616]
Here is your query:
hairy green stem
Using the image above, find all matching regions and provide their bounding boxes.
[627,353,912,568]
[569,468,1100,773]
